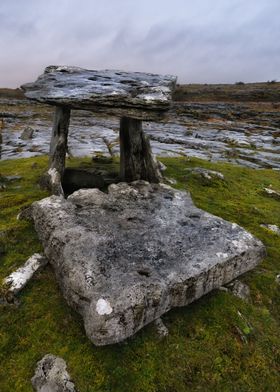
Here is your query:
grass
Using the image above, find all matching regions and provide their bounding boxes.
[0,155,279,391]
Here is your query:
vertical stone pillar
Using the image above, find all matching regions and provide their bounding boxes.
[119,117,161,183]
[48,106,71,196]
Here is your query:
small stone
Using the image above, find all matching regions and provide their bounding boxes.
[3,253,48,296]
[165,177,177,185]
[260,224,280,235]
[4,175,22,181]
[154,318,169,338]
[186,167,225,181]
[20,126,34,140]
[47,168,64,196]
[263,187,280,200]
[275,274,280,284]
[157,160,167,172]
[31,354,76,392]
[227,280,251,302]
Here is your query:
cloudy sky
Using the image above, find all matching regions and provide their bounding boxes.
[0,0,279,87]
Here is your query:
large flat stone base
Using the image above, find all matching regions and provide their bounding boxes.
[31,182,265,345]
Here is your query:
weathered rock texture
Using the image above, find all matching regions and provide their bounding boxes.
[31,354,76,392]
[21,66,177,121]
[31,182,265,345]
[3,253,47,296]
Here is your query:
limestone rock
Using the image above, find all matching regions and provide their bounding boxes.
[226,279,251,302]
[260,224,280,235]
[21,66,177,121]
[263,187,280,200]
[4,175,22,181]
[186,167,225,181]
[31,182,265,345]
[3,253,48,296]
[154,318,169,338]
[20,126,34,140]
[31,354,76,392]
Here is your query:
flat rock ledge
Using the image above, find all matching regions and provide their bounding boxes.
[31,182,265,345]
[21,66,177,121]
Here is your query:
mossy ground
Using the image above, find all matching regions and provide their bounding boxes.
[0,155,279,392]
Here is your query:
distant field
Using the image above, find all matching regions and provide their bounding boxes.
[0,88,24,99]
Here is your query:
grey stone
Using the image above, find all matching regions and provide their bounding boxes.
[186,167,225,181]
[31,354,76,392]
[4,175,22,181]
[263,187,280,200]
[20,126,34,140]
[165,177,177,185]
[260,224,280,235]
[276,274,280,284]
[218,286,229,292]
[154,318,169,338]
[3,253,48,296]
[21,66,177,121]
[157,160,167,172]
[226,279,251,302]
[31,182,265,345]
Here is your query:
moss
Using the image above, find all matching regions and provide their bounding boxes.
[0,155,279,391]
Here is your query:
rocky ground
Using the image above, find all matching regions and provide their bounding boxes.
[1,82,280,169]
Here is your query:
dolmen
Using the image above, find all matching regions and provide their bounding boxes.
[22,65,177,194]
[22,66,265,345]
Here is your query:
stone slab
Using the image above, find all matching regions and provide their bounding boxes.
[31,182,265,345]
[21,66,177,120]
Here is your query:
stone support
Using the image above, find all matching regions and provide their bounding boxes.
[120,117,161,183]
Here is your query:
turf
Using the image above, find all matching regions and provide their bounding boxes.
[0,155,279,391]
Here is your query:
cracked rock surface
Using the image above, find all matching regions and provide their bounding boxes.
[21,66,177,121]
[31,182,265,345]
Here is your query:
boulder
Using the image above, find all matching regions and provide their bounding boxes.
[31,354,76,392]
[31,182,265,345]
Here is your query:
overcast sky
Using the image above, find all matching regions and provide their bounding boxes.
[0,0,279,87]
